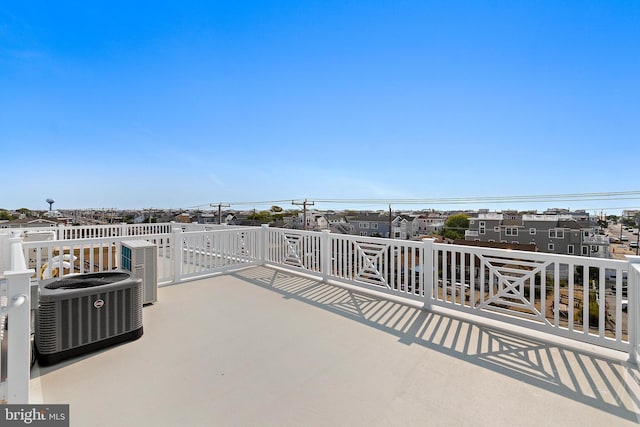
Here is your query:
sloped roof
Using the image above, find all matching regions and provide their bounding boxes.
[350,213,392,222]
[558,220,583,230]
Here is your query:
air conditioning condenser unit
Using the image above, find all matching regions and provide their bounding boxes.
[35,271,143,366]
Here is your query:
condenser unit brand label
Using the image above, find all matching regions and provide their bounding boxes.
[93,299,104,308]
[1,405,69,426]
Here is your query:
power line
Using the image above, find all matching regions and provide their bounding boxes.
[186,191,640,211]
[314,190,640,205]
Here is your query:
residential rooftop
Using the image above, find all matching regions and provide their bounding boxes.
[0,222,638,426]
[30,266,640,426]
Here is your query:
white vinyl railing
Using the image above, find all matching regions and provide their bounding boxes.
[264,228,325,276]
[59,223,174,240]
[5,223,176,241]
[3,223,640,403]
[260,228,634,353]
[429,243,631,352]
[326,233,427,303]
[22,233,175,285]
[176,228,262,281]
[21,226,261,286]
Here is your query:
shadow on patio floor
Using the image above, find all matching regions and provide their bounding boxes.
[233,266,640,423]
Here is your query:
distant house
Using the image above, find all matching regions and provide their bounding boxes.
[312,213,329,230]
[622,210,640,223]
[348,212,394,238]
[0,218,61,229]
[190,213,213,224]
[413,213,447,237]
[465,212,606,257]
[175,213,192,223]
[391,215,412,240]
[330,222,355,234]
[325,214,353,234]
[324,214,346,226]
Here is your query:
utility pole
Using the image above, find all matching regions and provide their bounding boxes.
[389,204,392,238]
[620,221,623,241]
[210,203,230,225]
[292,199,314,230]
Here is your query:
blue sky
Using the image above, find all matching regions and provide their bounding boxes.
[1,1,639,213]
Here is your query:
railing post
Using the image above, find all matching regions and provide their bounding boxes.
[260,224,269,265]
[626,255,640,364]
[321,230,331,282]
[0,232,10,274]
[57,224,66,240]
[121,222,128,237]
[172,226,183,284]
[422,238,435,310]
[4,235,35,403]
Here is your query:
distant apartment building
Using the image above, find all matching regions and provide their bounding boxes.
[465,212,607,257]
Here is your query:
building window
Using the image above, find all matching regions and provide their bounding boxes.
[549,229,564,239]
[360,231,368,236]
[494,226,500,232]
[582,246,588,256]
[548,243,554,251]
[470,220,475,225]
[479,221,485,235]
[529,228,536,235]
[505,227,518,236]
[371,223,378,229]
[567,245,574,255]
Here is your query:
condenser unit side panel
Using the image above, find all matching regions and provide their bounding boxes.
[121,240,157,304]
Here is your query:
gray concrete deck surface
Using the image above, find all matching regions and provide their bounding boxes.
[31,266,640,426]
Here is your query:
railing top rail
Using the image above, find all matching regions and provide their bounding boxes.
[434,241,627,267]
[20,232,173,249]
[180,227,260,236]
[329,233,425,247]
[264,227,322,236]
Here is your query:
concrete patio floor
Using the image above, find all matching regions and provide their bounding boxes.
[30,266,640,426]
